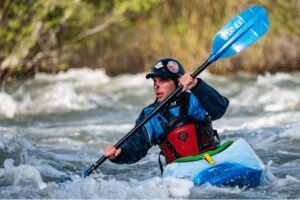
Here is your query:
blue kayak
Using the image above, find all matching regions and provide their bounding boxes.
[162,138,265,188]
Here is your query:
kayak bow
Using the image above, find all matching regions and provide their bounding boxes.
[163,138,265,188]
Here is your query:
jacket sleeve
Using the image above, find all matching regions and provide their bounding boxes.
[110,111,151,164]
[190,78,229,120]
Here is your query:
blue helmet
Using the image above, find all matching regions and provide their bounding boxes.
[146,58,185,79]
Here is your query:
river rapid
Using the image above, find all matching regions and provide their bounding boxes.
[0,68,299,199]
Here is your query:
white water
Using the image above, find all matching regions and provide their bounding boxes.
[0,68,300,198]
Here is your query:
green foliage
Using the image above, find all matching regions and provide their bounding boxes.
[264,0,296,34]
[0,0,299,80]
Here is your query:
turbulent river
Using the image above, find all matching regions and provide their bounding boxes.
[0,68,299,199]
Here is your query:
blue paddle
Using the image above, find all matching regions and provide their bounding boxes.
[58,5,269,183]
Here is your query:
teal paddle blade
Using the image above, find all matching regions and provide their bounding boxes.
[208,5,269,62]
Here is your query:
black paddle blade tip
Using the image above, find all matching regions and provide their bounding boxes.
[56,176,73,184]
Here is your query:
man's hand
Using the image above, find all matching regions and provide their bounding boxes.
[178,73,198,91]
[103,144,121,160]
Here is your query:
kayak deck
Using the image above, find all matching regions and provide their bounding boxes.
[162,138,265,188]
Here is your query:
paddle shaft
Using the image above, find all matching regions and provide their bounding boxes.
[83,59,211,177]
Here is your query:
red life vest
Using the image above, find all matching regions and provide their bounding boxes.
[156,93,219,164]
[159,123,218,164]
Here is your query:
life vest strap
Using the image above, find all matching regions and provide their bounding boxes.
[203,153,215,165]
[155,93,220,164]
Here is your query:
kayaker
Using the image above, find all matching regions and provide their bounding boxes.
[103,58,229,168]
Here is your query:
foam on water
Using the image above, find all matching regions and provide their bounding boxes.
[0,92,17,118]
[270,175,300,187]
[46,175,193,199]
[34,68,111,87]
[1,70,299,121]
[163,176,194,197]
[0,159,47,190]
[257,72,300,85]
[18,123,134,149]
[0,133,22,153]
[245,112,300,129]
[0,68,110,118]
[279,122,300,139]
[258,88,300,112]
[230,86,300,112]
[0,69,152,118]
[229,72,300,112]
[0,133,27,165]
[0,133,75,180]
[215,111,300,133]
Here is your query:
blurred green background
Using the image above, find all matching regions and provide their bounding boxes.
[0,0,299,81]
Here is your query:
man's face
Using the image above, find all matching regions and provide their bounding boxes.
[152,77,176,102]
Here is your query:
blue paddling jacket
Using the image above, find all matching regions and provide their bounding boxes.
[111,78,229,164]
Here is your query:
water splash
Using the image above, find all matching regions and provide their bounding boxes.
[279,122,300,139]
[47,175,193,199]
[0,159,47,190]
[0,92,17,118]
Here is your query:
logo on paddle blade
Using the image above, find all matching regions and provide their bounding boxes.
[219,18,245,40]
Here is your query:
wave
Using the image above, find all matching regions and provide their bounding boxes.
[0,159,47,190]
[0,68,151,118]
[1,69,299,121]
